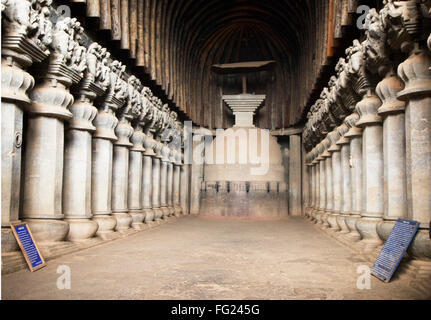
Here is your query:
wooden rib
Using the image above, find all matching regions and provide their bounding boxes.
[99,0,111,30]
[129,0,138,58]
[120,0,130,49]
[111,0,122,40]
[136,0,145,66]
[86,0,100,17]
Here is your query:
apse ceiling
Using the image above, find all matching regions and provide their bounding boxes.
[65,0,369,129]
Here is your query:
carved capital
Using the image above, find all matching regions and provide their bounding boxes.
[93,109,118,141]
[344,112,363,138]
[377,69,406,116]
[328,128,341,153]
[355,92,383,127]
[114,118,133,147]
[397,49,431,100]
[130,124,146,152]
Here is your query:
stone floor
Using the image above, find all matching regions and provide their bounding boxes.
[1,216,429,300]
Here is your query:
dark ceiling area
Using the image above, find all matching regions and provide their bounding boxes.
[65,0,379,129]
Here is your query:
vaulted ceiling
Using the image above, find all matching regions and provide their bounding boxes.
[64,0,375,129]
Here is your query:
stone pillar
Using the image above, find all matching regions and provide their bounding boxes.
[142,134,156,223]
[160,143,170,218]
[167,149,175,216]
[91,108,118,238]
[190,135,204,215]
[323,146,333,229]
[302,144,309,217]
[288,134,302,216]
[180,159,191,215]
[22,19,88,242]
[316,142,326,225]
[355,91,384,253]
[328,128,342,232]
[343,113,362,242]
[152,141,163,220]
[376,69,408,241]
[320,137,332,228]
[1,2,51,250]
[112,117,134,231]
[398,48,431,259]
[128,124,146,230]
[336,123,351,234]
[173,151,183,217]
[312,153,320,223]
[63,68,107,241]
[92,59,128,239]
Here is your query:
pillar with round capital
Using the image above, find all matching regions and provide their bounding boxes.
[91,108,118,238]
[321,138,332,229]
[1,0,51,250]
[142,133,156,223]
[315,143,325,225]
[311,153,320,223]
[173,150,183,217]
[152,140,164,221]
[309,148,318,221]
[343,112,363,242]
[336,123,351,234]
[128,124,146,230]
[355,90,384,254]
[167,148,176,217]
[63,44,111,241]
[92,60,128,239]
[375,68,408,242]
[180,154,190,215]
[22,17,89,243]
[397,47,431,260]
[160,143,171,218]
[112,115,134,232]
[327,128,342,232]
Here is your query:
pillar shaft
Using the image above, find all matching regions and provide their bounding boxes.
[112,119,133,231]
[398,49,431,259]
[128,126,146,230]
[288,134,302,216]
[152,155,163,220]
[180,163,190,215]
[92,109,118,237]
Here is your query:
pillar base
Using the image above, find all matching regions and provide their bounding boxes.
[23,219,69,243]
[336,214,350,234]
[409,229,431,260]
[356,216,383,254]
[311,208,319,223]
[315,209,324,225]
[113,213,133,231]
[321,210,331,229]
[376,219,397,243]
[93,215,117,238]
[174,205,183,217]
[152,208,163,220]
[143,208,155,222]
[130,210,146,230]
[160,206,170,218]
[327,213,341,232]
[168,206,175,216]
[64,218,98,242]
[1,228,19,253]
[343,215,362,242]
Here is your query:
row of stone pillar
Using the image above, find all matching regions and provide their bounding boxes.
[1,4,190,250]
[303,2,431,262]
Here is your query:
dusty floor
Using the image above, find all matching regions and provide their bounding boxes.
[1,216,429,300]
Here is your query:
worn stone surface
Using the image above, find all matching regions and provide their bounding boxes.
[2,216,428,300]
